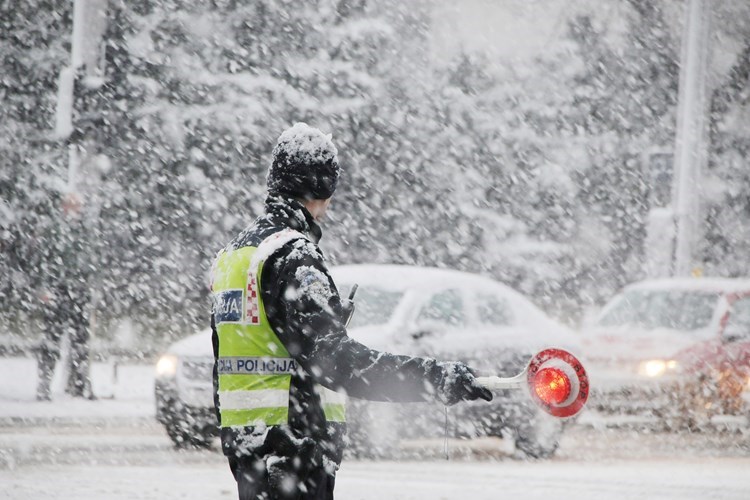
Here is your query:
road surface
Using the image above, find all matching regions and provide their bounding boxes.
[1,417,749,499]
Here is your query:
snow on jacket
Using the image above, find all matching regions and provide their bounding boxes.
[211,195,447,468]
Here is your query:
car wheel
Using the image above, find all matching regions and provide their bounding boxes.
[513,418,562,458]
[510,406,563,459]
[159,401,215,449]
[482,397,563,459]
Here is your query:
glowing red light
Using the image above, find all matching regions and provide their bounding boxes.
[533,367,572,406]
[525,348,589,417]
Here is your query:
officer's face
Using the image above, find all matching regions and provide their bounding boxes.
[306,197,332,222]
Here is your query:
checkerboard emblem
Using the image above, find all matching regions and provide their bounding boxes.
[246,273,261,325]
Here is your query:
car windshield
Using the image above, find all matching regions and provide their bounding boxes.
[597,289,719,331]
[338,284,405,329]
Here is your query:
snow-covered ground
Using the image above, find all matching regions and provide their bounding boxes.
[0,356,154,424]
[2,412,750,499]
[3,407,750,499]
[2,355,750,499]
[339,458,750,500]
[2,453,750,499]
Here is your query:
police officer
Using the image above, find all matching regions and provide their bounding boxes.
[211,123,492,500]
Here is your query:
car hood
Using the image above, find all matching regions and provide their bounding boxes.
[168,329,213,358]
[671,339,722,369]
[580,325,711,362]
[672,338,750,374]
[349,323,579,359]
[348,324,399,351]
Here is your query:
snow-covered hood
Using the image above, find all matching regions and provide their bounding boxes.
[347,324,399,352]
[580,325,712,362]
[349,322,579,362]
[168,329,213,358]
[427,324,578,353]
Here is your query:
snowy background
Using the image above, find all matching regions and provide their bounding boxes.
[2,0,750,498]
[2,0,750,355]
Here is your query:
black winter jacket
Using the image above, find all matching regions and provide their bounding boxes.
[211,196,447,469]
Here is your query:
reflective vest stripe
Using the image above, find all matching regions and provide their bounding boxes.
[323,404,346,422]
[218,374,291,392]
[221,408,288,427]
[318,387,347,405]
[218,389,290,411]
[318,387,347,422]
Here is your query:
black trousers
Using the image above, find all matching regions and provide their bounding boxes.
[228,455,335,500]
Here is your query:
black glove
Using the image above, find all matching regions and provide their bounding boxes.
[436,361,493,406]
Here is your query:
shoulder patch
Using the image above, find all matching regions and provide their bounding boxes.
[214,289,243,323]
[295,265,334,309]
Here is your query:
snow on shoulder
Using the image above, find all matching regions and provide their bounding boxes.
[250,228,308,274]
[273,122,338,167]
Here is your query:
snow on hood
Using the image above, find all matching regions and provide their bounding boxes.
[349,322,579,362]
[168,329,213,358]
[331,264,513,294]
[625,277,750,294]
[419,325,579,358]
[580,325,713,362]
[347,324,398,352]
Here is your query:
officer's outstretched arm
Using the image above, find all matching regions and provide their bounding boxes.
[265,247,490,404]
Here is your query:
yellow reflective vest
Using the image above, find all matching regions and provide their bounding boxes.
[211,229,346,428]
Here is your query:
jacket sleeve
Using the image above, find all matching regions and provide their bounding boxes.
[261,239,446,403]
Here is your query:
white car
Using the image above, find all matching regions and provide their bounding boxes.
[580,278,750,425]
[155,265,578,456]
[154,331,217,447]
[332,265,578,458]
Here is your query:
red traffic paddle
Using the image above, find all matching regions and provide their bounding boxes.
[475,348,589,418]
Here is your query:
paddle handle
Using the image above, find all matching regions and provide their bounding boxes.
[475,373,525,391]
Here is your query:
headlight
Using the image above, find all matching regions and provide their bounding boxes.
[156,354,178,377]
[638,359,678,377]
